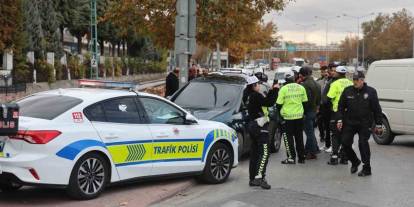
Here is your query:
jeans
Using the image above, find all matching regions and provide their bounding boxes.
[304,112,319,154]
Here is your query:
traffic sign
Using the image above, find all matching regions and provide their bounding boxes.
[287,45,296,52]
[91,58,97,68]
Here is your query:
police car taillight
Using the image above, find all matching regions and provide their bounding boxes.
[9,130,61,144]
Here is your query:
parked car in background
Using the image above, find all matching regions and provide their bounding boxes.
[171,75,281,159]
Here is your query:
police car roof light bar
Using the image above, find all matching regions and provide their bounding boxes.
[78,79,139,91]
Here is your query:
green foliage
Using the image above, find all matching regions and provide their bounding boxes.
[12,62,31,84]
[55,60,64,81]
[68,56,85,79]
[35,59,55,83]
[361,9,414,62]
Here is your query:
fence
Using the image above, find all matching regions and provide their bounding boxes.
[0,84,27,95]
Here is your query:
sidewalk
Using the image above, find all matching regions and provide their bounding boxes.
[0,178,195,207]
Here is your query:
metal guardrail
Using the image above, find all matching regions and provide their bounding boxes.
[0,84,27,95]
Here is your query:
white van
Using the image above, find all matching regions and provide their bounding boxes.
[366,58,414,145]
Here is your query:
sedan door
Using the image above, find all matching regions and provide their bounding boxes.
[84,97,153,180]
[137,97,207,175]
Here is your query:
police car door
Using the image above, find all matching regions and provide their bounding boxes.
[84,96,153,180]
[138,96,206,175]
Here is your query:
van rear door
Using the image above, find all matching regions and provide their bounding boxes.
[368,65,406,133]
[403,67,414,133]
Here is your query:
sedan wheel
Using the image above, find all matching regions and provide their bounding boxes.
[199,143,233,184]
[67,153,109,200]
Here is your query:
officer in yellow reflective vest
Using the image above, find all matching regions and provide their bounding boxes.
[327,66,353,165]
[276,71,308,164]
[245,76,279,190]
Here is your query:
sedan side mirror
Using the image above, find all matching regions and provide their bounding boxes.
[185,113,198,125]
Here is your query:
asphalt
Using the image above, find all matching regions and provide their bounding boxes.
[153,135,414,207]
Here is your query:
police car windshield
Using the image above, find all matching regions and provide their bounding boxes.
[18,95,83,120]
[173,82,242,109]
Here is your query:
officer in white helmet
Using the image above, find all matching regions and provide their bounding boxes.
[245,75,279,189]
[326,66,353,165]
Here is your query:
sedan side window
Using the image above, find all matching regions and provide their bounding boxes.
[101,97,141,124]
[139,97,185,125]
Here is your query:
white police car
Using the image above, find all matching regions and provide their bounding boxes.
[0,80,238,199]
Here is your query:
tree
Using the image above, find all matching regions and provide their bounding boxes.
[105,0,290,51]
[0,0,22,52]
[66,0,90,54]
[40,0,63,58]
[362,9,414,63]
[23,0,46,58]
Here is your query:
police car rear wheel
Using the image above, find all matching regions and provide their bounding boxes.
[67,153,109,200]
[373,117,395,145]
[200,143,233,184]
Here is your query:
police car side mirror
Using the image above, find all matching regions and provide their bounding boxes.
[185,113,198,125]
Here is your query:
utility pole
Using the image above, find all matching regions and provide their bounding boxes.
[175,0,196,87]
[343,12,375,70]
[296,23,316,60]
[412,27,414,58]
[90,0,98,79]
[315,16,341,64]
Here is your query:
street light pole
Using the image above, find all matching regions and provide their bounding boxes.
[315,16,341,65]
[296,23,316,59]
[343,12,375,70]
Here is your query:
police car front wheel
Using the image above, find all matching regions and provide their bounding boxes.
[67,152,110,200]
[199,142,233,184]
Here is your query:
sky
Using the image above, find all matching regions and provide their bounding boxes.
[262,0,414,45]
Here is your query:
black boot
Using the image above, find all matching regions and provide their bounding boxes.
[340,158,348,165]
[250,178,271,189]
[358,165,372,177]
[327,155,338,165]
[350,160,361,174]
[281,158,296,164]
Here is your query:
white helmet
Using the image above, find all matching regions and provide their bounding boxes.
[336,66,348,74]
[246,75,259,85]
[291,66,301,73]
[284,70,295,82]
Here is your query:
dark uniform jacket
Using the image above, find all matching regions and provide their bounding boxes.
[338,83,382,126]
[247,89,278,121]
[165,72,179,97]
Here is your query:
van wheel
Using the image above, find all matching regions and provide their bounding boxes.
[373,117,395,145]
[198,143,233,184]
[67,153,110,200]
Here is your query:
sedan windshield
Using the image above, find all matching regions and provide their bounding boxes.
[173,82,243,109]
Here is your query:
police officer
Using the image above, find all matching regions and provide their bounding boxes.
[327,66,353,165]
[276,71,308,164]
[337,71,383,176]
[246,76,279,189]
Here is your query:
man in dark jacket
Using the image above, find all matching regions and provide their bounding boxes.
[165,68,179,97]
[337,71,383,176]
[299,67,321,159]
